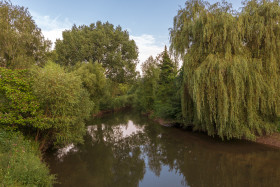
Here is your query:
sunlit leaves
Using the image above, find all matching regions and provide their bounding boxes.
[0,1,51,69]
[32,62,94,146]
[55,21,138,83]
[170,0,280,140]
[0,67,42,130]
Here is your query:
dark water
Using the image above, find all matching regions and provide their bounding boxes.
[46,111,280,187]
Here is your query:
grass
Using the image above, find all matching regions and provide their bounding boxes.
[0,129,55,186]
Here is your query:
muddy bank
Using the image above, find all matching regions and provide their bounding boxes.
[256,133,280,148]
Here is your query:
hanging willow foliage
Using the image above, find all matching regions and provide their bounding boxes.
[170,0,280,140]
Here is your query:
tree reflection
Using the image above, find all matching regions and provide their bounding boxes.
[47,111,280,187]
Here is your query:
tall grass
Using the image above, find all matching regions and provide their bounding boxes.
[0,129,55,186]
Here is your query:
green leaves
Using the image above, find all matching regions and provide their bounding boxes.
[74,62,106,113]
[170,0,280,140]
[154,47,179,119]
[0,1,51,69]
[55,21,138,83]
[134,48,181,120]
[32,62,94,146]
[0,63,94,148]
[0,129,55,186]
[0,67,42,130]
[134,56,159,112]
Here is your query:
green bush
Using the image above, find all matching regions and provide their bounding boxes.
[100,94,134,111]
[0,67,42,131]
[32,62,94,147]
[74,62,107,113]
[0,129,55,186]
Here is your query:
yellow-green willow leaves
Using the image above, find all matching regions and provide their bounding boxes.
[170,0,280,140]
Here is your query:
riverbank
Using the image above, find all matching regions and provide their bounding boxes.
[152,116,280,149]
[256,133,280,149]
[95,111,280,149]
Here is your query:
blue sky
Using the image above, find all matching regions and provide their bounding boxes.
[10,0,243,65]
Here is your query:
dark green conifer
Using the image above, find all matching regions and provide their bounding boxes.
[154,47,179,118]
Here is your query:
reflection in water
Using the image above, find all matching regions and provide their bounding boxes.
[87,120,144,143]
[56,143,78,161]
[46,111,280,187]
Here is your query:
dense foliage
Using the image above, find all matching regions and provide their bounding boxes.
[1,0,280,185]
[54,21,138,115]
[134,56,159,112]
[55,21,138,83]
[134,47,181,120]
[32,62,93,147]
[0,1,50,69]
[0,64,93,149]
[0,67,42,131]
[170,0,280,139]
[0,129,55,186]
[73,62,107,113]
[154,47,180,119]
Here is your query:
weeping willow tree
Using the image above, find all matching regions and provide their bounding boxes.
[170,0,280,140]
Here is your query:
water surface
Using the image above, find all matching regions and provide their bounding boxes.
[46,111,280,187]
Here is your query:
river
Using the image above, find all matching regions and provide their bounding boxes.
[46,111,280,187]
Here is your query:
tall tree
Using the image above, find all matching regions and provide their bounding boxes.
[0,1,50,69]
[158,46,176,91]
[170,0,280,140]
[135,56,159,112]
[55,21,138,83]
[154,47,178,118]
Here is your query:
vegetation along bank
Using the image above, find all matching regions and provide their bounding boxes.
[0,0,279,185]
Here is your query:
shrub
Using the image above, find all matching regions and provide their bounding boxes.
[0,67,42,131]
[32,62,93,147]
[0,129,55,186]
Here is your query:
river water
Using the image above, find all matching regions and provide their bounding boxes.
[46,111,280,187]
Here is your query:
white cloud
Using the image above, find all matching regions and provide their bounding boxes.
[131,34,164,62]
[30,11,72,48]
[130,34,165,72]
[41,28,67,46]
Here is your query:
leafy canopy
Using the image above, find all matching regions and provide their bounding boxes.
[0,0,51,69]
[32,62,93,146]
[74,62,107,113]
[134,47,181,119]
[170,0,280,140]
[55,21,138,83]
[0,67,42,130]
[134,56,160,112]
